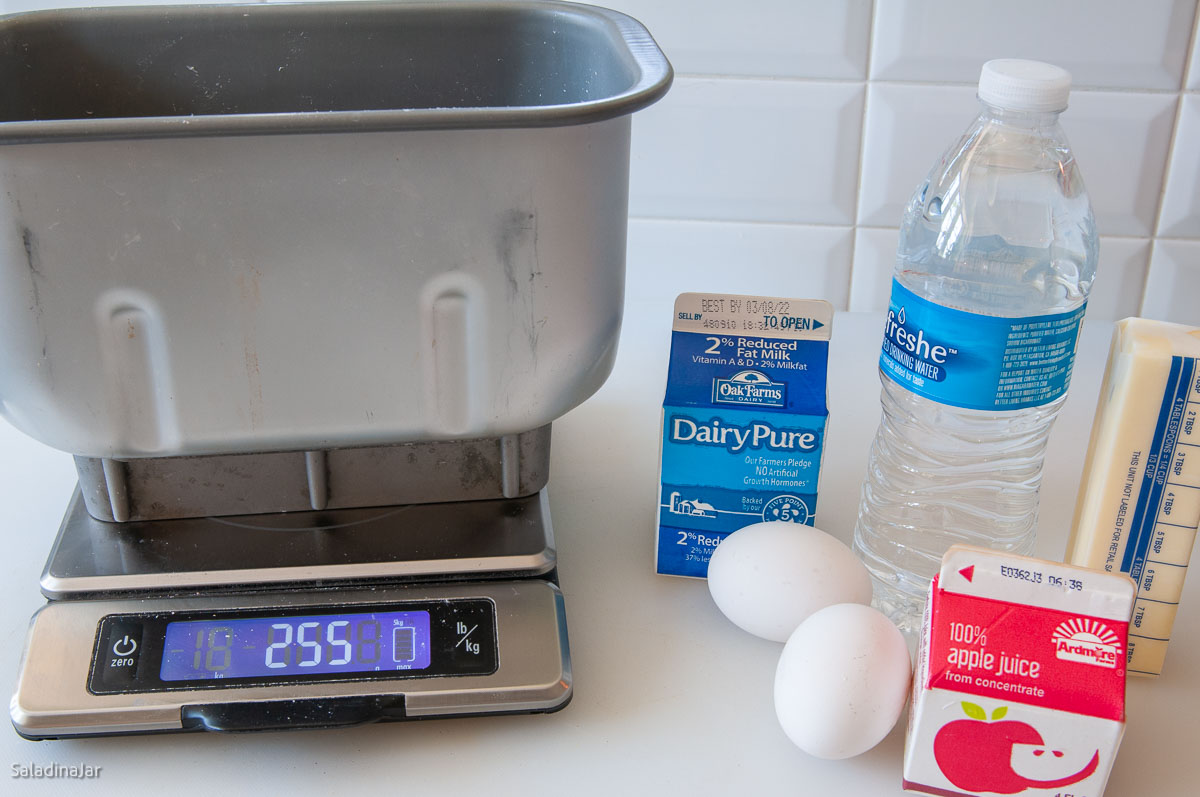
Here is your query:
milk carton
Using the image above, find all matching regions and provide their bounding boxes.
[904,546,1136,797]
[655,294,831,578]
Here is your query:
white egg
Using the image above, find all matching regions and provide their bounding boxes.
[774,603,912,759]
[706,521,873,642]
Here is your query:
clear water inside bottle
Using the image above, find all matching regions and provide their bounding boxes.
[853,105,1098,634]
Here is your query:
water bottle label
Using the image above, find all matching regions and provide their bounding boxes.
[880,279,1086,411]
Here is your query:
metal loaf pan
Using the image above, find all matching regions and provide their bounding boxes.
[74,426,552,523]
[0,1,672,459]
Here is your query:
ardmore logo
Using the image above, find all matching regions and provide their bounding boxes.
[1051,618,1122,669]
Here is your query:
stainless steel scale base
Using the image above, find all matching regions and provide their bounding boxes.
[12,440,572,739]
[39,488,558,599]
[13,579,570,738]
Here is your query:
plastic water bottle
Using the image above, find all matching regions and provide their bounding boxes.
[853,60,1098,633]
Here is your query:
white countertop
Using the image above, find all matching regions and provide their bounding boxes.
[1,306,1196,795]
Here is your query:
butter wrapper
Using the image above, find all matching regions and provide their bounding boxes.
[1066,317,1200,676]
[654,293,831,578]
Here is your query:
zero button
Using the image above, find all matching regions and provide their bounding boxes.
[112,635,138,657]
[90,619,145,692]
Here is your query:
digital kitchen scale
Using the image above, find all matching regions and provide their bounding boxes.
[0,0,672,744]
[11,431,572,739]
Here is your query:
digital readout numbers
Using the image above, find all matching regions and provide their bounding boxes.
[190,618,390,672]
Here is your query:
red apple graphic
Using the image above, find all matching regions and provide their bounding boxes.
[933,703,1099,794]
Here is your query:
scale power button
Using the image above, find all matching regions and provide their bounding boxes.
[112,634,138,656]
[90,619,145,691]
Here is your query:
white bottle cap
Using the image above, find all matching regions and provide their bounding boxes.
[978,59,1071,113]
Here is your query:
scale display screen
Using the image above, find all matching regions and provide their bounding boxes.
[88,599,497,694]
[160,610,432,681]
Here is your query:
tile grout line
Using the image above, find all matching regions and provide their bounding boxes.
[1146,0,1195,318]
[1138,240,1156,316]
[1145,0,1197,242]
[627,216,856,231]
[672,72,1186,95]
[845,0,880,312]
[1143,0,1200,264]
[1181,1,1200,94]
[1142,93,1183,255]
[627,217,1190,247]
[852,224,1164,243]
[1148,235,1200,243]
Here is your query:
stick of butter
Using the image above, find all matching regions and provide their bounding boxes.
[1066,317,1200,677]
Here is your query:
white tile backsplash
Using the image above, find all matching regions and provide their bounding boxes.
[629,77,865,225]
[1087,237,1154,321]
[625,219,854,309]
[1063,91,1179,237]
[594,1,872,80]
[855,85,1177,238]
[1158,95,1200,237]
[616,2,1200,325]
[855,83,978,228]
[1142,240,1200,324]
[848,227,899,312]
[870,0,1196,90]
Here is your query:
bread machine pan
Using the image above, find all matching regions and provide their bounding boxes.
[0,1,672,459]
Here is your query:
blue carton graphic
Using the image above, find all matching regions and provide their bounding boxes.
[656,294,832,578]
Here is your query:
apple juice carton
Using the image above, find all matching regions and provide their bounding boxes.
[655,293,831,578]
[904,545,1135,797]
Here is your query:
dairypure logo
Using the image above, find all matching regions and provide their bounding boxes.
[713,370,786,407]
[670,415,818,454]
[882,306,958,382]
[1051,618,1122,669]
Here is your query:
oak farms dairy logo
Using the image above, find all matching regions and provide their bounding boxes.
[1051,618,1121,669]
[712,370,786,408]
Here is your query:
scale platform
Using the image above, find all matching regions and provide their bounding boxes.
[40,488,558,598]
[12,485,571,739]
